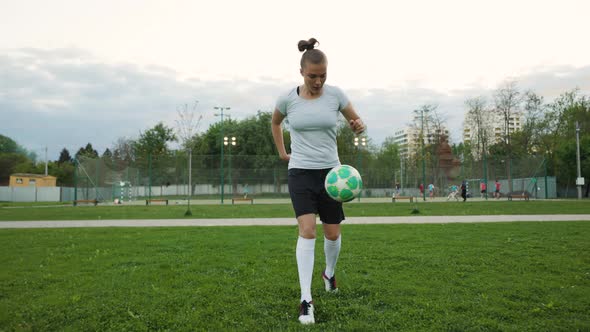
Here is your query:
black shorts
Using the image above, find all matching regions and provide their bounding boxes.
[287,168,345,224]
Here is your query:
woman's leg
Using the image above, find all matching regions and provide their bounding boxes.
[296,213,317,303]
[322,223,341,278]
[321,223,341,293]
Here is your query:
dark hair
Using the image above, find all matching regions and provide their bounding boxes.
[298,38,327,68]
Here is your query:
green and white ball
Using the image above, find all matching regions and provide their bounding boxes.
[324,165,363,202]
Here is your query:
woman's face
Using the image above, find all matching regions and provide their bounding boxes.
[300,61,327,94]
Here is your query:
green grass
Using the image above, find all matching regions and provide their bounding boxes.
[1,222,588,331]
[0,201,589,221]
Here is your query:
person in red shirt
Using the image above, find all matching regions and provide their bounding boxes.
[480,180,487,198]
[494,179,501,199]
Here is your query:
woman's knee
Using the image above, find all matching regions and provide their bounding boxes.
[298,214,317,239]
[323,224,341,241]
[299,227,316,239]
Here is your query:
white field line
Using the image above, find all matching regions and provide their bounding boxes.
[0,215,589,228]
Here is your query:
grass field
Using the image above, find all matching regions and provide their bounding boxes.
[1,222,589,331]
[1,200,589,221]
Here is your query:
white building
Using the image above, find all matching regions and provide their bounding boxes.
[463,110,523,156]
[393,125,450,158]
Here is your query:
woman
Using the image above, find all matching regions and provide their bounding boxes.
[271,38,365,325]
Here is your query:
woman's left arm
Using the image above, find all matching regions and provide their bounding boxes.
[341,103,366,135]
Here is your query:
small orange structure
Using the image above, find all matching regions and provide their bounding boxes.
[9,173,57,187]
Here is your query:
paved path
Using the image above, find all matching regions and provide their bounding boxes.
[1,215,589,228]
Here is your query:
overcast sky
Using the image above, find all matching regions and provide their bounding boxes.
[1,0,589,160]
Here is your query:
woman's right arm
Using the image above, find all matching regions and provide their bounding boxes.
[271,108,290,161]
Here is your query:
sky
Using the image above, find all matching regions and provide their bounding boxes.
[1,0,589,161]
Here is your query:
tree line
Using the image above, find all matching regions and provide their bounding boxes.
[1,84,587,196]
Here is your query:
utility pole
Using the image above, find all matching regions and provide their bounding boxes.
[45,146,48,176]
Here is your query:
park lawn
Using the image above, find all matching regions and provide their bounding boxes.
[0,200,589,221]
[0,222,588,331]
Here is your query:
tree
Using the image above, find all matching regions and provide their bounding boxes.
[174,101,204,215]
[175,102,203,151]
[102,148,113,159]
[519,90,545,154]
[375,136,401,188]
[493,81,522,192]
[0,135,19,154]
[493,81,522,149]
[112,137,136,166]
[0,153,29,185]
[134,122,177,158]
[336,117,357,158]
[75,143,99,160]
[58,148,73,164]
[543,89,590,196]
[464,96,493,159]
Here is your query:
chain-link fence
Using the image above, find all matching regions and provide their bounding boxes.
[73,152,558,202]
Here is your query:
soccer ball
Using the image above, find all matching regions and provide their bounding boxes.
[324,165,363,202]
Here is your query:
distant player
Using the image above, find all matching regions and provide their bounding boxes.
[447,184,459,201]
[494,179,501,199]
[271,38,366,325]
[480,180,487,198]
[461,181,467,202]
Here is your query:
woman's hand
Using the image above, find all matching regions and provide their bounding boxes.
[279,153,291,161]
[349,118,366,135]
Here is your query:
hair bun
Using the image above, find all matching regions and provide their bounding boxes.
[298,38,319,52]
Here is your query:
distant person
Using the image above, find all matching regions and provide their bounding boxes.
[395,182,400,196]
[243,184,249,199]
[447,184,459,201]
[428,183,435,199]
[494,179,501,199]
[271,38,366,325]
[461,181,467,202]
[480,180,487,199]
[419,183,424,199]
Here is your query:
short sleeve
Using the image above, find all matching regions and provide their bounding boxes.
[333,86,350,111]
[275,94,288,115]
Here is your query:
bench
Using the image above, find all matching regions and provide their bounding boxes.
[508,194,529,201]
[232,197,254,205]
[392,196,414,203]
[73,199,98,206]
[146,199,169,206]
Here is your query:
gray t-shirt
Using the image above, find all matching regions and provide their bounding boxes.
[276,84,350,169]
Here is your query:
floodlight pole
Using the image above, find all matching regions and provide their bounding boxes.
[575,121,582,199]
[224,136,237,197]
[214,106,231,204]
[421,109,427,202]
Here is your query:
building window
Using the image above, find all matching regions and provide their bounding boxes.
[16,178,23,184]
[29,179,36,185]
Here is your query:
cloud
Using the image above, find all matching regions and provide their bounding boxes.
[1,48,588,160]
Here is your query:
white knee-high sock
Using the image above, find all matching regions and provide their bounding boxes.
[324,235,341,278]
[296,236,315,302]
